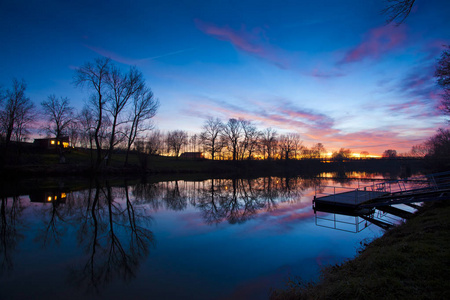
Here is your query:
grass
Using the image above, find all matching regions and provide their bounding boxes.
[270,199,450,299]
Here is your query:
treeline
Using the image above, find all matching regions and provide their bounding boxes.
[138,119,332,161]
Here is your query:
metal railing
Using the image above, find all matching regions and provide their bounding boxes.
[314,172,450,206]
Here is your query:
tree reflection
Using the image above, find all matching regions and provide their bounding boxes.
[0,196,24,276]
[163,181,187,211]
[68,179,154,294]
[193,177,319,225]
[35,196,68,246]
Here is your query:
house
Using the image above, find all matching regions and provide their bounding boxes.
[34,136,70,149]
[179,152,204,159]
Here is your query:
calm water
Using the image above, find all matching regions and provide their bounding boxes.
[0,175,407,299]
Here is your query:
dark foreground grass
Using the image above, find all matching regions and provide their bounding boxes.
[271,199,450,300]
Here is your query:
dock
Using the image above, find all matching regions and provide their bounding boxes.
[313,190,387,207]
[313,172,450,233]
[313,171,450,211]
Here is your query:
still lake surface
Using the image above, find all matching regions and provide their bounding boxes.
[0,173,411,299]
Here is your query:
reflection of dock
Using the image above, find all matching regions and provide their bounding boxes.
[360,215,393,230]
[377,205,413,219]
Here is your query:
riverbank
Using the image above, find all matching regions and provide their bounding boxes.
[270,199,450,299]
[0,147,424,178]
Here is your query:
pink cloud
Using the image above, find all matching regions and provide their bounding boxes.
[195,19,292,69]
[340,25,407,64]
[195,20,263,54]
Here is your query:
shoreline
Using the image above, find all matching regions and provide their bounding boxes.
[270,198,450,299]
[0,148,425,178]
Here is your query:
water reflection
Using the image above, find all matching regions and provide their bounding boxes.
[0,174,407,299]
[67,180,155,294]
[0,195,25,275]
[133,177,321,225]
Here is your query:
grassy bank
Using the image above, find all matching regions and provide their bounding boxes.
[271,199,450,299]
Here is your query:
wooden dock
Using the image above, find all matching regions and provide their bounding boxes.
[313,171,450,210]
[313,190,387,208]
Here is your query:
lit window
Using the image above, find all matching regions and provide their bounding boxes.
[51,140,55,145]
[57,141,60,145]
[61,193,67,198]
[62,142,69,148]
[47,196,52,201]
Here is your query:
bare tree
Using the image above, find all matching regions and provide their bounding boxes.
[332,148,352,161]
[261,128,277,160]
[105,66,145,165]
[279,133,298,160]
[382,149,398,158]
[67,121,80,148]
[146,130,163,155]
[200,117,223,160]
[77,105,98,164]
[435,46,450,119]
[423,128,450,170]
[74,57,111,168]
[360,151,370,158]
[189,134,198,152]
[124,86,159,165]
[41,95,74,138]
[291,133,303,159]
[410,144,428,157]
[311,143,326,159]
[240,120,260,160]
[0,78,35,145]
[167,130,188,157]
[382,0,416,25]
[221,118,242,161]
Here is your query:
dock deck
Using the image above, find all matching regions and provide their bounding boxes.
[313,190,387,208]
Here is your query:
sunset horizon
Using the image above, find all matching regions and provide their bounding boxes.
[1,0,449,155]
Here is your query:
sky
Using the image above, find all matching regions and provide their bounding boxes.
[1,0,449,155]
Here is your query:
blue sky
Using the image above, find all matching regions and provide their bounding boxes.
[1,0,449,154]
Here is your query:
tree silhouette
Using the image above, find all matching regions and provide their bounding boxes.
[240,120,261,160]
[262,127,277,160]
[221,118,242,161]
[435,46,450,119]
[382,149,397,158]
[74,57,112,168]
[41,95,75,138]
[200,117,223,160]
[0,78,35,145]
[105,66,145,165]
[124,86,159,166]
[382,0,416,25]
[167,130,188,157]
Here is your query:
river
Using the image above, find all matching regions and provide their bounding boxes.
[0,173,414,299]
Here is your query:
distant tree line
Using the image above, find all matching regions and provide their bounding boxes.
[135,118,334,161]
